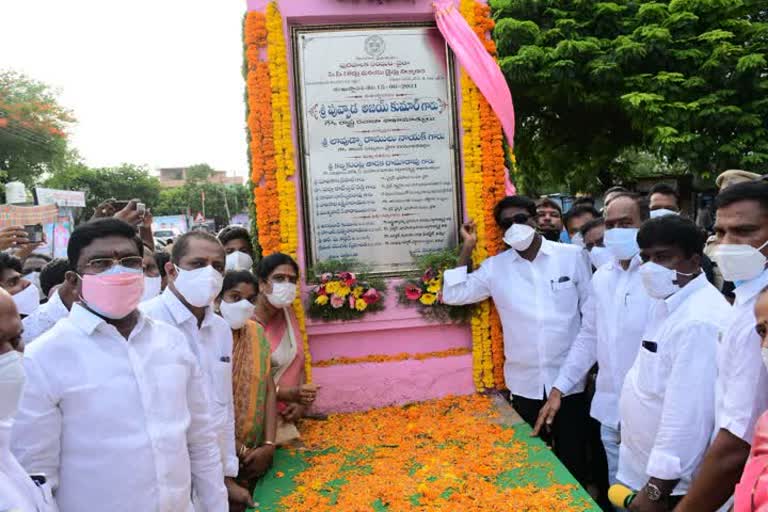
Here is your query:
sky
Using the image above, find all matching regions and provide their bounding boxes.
[0,0,249,178]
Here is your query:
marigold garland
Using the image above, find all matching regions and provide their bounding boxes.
[460,0,510,391]
[245,3,312,382]
[313,347,472,368]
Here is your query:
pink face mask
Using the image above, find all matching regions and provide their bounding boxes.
[80,266,144,319]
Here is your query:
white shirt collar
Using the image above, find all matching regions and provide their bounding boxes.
[604,253,643,272]
[734,267,768,307]
[46,289,69,317]
[664,273,709,313]
[506,237,555,261]
[69,303,147,338]
[160,288,216,328]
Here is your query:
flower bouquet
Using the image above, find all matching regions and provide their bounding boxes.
[397,249,472,324]
[308,259,386,321]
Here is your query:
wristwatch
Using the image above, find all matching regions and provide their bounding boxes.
[645,482,663,502]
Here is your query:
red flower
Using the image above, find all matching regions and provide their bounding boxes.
[422,268,437,283]
[362,288,381,305]
[339,271,357,287]
[316,285,326,296]
[404,283,422,301]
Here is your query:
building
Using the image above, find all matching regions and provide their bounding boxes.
[157,167,243,188]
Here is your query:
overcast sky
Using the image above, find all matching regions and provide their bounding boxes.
[0,1,249,177]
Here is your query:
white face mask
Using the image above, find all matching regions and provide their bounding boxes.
[266,282,297,308]
[639,261,693,299]
[589,246,613,269]
[220,299,256,330]
[173,266,224,308]
[714,240,768,283]
[604,227,640,261]
[571,233,584,248]
[225,251,254,272]
[650,208,678,219]
[762,346,768,373]
[0,350,25,423]
[503,223,536,251]
[13,283,40,316]
[24,271,43,300]
[141,275,162,303]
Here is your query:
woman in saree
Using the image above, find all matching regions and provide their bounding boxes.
[215,270,277,483]
[253,253,317,445]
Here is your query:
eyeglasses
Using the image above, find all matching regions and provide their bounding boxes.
[83,256,144,275]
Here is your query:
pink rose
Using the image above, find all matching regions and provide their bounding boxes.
[320,273,332,284]
[404,283,422,301]
[339,271,357,287]
[348,295,356,309]
[363,288,381,305]
[330,294,345,309]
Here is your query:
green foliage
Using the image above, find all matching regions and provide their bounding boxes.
[185,163,214,183]
[154,182,251,227]
[0,70,74,188]
[44,162,161,222]
[396,249,472,325]
[491,0,768,193]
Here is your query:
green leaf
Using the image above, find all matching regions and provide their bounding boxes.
[736,53,767,73]
[697,29,735,42]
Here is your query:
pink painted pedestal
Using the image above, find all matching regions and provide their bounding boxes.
[247,0,476,412]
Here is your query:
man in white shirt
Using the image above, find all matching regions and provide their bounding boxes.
[534,193,654,490]
[22,258,77,343]
[0,289,56,512]
[443,195,592,484]
[0,253,41,318]
[141,230,253,511]
[617,215,731,511]
[11,218,228,512]
[677,181,768,511]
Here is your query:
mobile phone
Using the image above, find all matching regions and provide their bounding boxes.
[137,202,146,215]
[112,200,131,211]
[23,224,44,243]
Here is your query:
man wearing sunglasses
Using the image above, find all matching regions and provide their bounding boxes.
[11,218,228,512]
[443,195,593,486]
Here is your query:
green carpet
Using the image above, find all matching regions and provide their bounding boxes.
[251,422,599,511]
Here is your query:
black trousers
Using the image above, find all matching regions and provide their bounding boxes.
[510,391,591,487]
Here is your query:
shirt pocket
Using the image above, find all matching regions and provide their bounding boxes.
[211,360,233,406]
[551,279,578,310]
[635,345,663,396]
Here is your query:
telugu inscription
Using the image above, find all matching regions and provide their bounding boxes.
[295,26,460,273]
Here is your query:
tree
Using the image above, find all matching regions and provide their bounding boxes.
[0,70,74,188]
[185,163,215,183]
[492,0,768,194]
[44,163,161,222]
[154,182,251,228]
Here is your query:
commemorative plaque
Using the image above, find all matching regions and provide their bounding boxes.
[292,25,462,274]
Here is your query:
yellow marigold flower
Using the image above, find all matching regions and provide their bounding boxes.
[314,295,329,306]
[337,285,351,297]
[355,298,367,311]
[352,286,364,298]
[420,293,438,306]
[325,281,340,294]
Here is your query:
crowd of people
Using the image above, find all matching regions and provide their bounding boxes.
[0,201,314,512]
[441,172,768,512]
[0,169,767,512]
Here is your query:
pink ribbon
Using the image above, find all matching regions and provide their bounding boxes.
[433,0,516,196]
